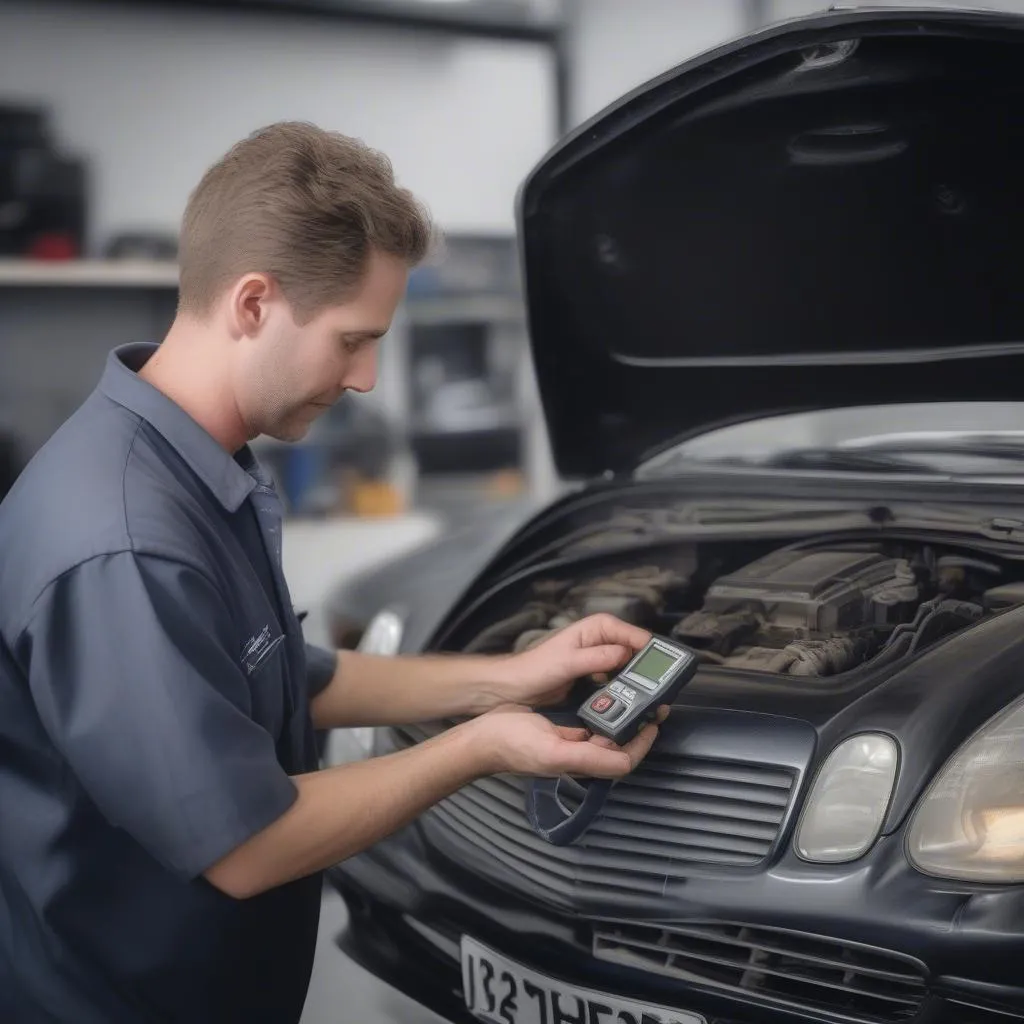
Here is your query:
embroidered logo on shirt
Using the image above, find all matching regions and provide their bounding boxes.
[242,624,285,676]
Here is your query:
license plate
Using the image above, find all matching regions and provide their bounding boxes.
[461,936,706,1024]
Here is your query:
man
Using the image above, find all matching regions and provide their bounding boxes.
[0,122,664,1024]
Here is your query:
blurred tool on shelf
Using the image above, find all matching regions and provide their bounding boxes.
[0,103,87,260]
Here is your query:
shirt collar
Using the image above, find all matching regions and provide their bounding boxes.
[98,342,259,513]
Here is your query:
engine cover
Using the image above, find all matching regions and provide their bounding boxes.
[672,549,920,673]
[462,539,999,678]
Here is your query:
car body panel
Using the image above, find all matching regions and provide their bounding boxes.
[322,495,543,649]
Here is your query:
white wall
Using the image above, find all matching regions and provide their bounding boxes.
[0,0,557,252]
[566,0,749,126]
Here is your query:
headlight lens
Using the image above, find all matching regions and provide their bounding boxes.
[358,608,404,656]
[796,733,899,863]
[907,694,1024,882]
[321,609,404,767]
[323,727,376,767]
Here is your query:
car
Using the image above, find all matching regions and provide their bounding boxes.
[321,6,1024,1023]
[0,431,21,502]
[322,494,540,651]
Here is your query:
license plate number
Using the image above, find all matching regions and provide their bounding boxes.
[461,936,706,1024]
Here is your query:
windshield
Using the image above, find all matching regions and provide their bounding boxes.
[638,402,1024,479]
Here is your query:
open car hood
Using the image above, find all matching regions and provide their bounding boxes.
[517,6,1024,479]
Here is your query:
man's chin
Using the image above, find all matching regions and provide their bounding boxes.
[262,404,329,444]
[266,421,313,444]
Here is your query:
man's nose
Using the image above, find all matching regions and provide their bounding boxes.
[343,349,378,394]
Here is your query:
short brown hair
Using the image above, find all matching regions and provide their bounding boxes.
[177,121,434,322]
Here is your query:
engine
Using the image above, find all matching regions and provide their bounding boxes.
[463,540,1021,677]
[674,548,923,675]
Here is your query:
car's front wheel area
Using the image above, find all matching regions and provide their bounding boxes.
[331,874,475,1024]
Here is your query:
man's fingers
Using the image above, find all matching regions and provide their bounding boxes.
[555,723,661,779]
[554,724,590,742]
[556,742,634,779]
[619,721,660,769]
[566,643,632,680]
[571,706,671,753]
[575,613,651,654]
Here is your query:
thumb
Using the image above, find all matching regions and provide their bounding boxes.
[555,740,633,779]
[556,722,661,778]
[565,644,631,679]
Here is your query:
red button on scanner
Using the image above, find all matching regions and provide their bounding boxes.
[590,695,614,714]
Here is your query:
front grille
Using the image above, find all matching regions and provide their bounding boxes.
[391,724,795,907]
[593,921,927,1023]
[945,1000,1024,1022]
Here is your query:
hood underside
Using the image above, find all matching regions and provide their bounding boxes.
[518,7,1024,478]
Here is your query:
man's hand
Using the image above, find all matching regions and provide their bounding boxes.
[490,613,651,710]
[470,702,669,779]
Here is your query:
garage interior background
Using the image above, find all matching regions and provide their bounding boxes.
[4,1,1024,1021]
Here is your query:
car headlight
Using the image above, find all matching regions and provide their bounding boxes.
[323,727,376,767]
[321,609,405,767]
[357,607,404,656]
[907,693,1024,882]
[795,733,899,863]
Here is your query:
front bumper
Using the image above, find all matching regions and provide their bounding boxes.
[328,820,1024,1024]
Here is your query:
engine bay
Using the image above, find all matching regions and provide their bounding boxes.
[461,530,1024,678]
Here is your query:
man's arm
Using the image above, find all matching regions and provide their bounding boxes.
[309,649,510,729]
[21,553,661,902]
[309,614,653,730]
[204,703,665,899]
[205,715,488,897]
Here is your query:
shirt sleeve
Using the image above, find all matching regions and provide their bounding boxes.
[304,642,338,699]
[21,551,299,881]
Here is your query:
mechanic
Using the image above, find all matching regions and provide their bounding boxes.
[0,121,666,1024]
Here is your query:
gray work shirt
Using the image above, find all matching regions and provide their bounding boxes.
[0,342,338,1023]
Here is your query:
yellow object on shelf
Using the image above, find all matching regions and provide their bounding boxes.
[487,469,525,497]
[349,478,405,517]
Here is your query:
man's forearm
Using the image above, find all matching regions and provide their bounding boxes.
[310,649,511,729]
[204,719,493,899]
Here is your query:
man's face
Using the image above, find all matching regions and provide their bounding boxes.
[237,250,408,443]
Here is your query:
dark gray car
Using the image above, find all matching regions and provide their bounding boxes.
[323,8,1024,1023]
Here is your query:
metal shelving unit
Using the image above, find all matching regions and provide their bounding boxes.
[0,258,180,288]
[0,254,557,510]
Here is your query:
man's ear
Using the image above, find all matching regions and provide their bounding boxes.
[226,273,275,338]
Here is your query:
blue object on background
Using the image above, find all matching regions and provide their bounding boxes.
[281,445,327,514]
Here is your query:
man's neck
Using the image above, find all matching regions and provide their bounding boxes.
[139,317,249,453]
